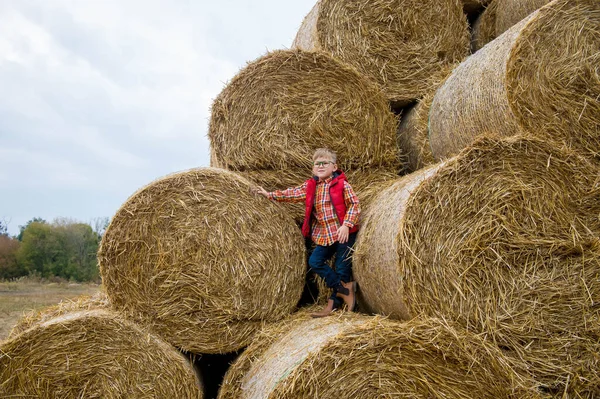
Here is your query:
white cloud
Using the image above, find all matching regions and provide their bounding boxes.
[0,0,317,235]
[74,126,147,168]
[0,147,89,187]
[0,0,238,168]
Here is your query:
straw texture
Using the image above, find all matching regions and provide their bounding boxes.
[429,17,528,159]
[8,291,110,338]
[496,0,552,34]
[0,309,203,398]
[506,0,600,159]
[209,49,400,172]
[397,97,436,173]
[354,135,600,396]
[219,311,541,399]
[354,164,444,320]
[292,0,470,106]
[429,0,600,160]
[397,66,455,172]
[471,0,498,52]
[98,168,306,354]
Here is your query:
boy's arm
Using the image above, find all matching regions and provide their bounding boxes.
[342,181,360,227]
[267,182,307,203]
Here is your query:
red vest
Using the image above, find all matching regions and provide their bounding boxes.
[301,171,360,238]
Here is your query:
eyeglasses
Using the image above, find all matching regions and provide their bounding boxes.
[313,161,334,167]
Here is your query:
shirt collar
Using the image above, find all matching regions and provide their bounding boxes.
[317,175,333,184]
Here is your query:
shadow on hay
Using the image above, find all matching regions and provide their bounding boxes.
[184,350,244,399]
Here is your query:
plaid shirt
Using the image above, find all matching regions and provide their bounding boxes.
[268,176,360,246]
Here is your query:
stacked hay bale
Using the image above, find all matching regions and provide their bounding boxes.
[353,135,600,396]
[98,168,306,354]
[495,0,553,35]
[219,311,542,399]
[209,50,398,171]
[292,0,470,107]
[11,1,598,396]
[209,49,401,223]
[471,0,498,51]
[352,164,443,318]
[429,0,600,160]
[397,66,456,173]
[8,291,110,337]
[471,0,553,52]
[0,309,203,398]
[397,96,437,173]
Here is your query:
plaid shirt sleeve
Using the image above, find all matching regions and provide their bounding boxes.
[342,181,360,228]
[267,181,307,203]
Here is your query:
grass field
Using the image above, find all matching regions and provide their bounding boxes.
[0,279,101,341]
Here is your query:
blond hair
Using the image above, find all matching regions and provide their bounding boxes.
[312,148,337,163]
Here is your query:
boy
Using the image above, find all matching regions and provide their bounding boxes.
[254,148,360,317]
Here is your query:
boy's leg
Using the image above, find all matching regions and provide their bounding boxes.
[333,232,358,311]
[333,232,357,283]
[308,244,344,317]
[308,244,340,289]
[297,237,321,307]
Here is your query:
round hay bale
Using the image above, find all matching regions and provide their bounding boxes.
[8,291,110,338]
[0,309,203,398]
[241,167,399,224]
[209,49,400,172]
[241,168,307,226]
[471,0,498,52]
[292,0,470,106]
[495,0,552,34]
[98,168,306,354]
[429,0,600,160]
[397,66,455,173]
[354,135,600,395]
[397,99,436,173]
[354,164,444,320]
[218,311,541,399]
[348,168,399,212]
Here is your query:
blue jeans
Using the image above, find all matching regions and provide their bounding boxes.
[308,232,357,303]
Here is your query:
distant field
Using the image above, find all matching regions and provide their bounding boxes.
[0,279,101,341]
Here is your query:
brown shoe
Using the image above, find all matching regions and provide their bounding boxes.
[311,299,338,318]
[336,281,357,312]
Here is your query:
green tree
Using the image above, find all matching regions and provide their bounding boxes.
[17,217,47,241]
[0,235,23,279]
[58,222,100,281]
[17,222,62,278]
[16,220,100,281]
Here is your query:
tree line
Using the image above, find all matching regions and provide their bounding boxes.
[0,217,109,282]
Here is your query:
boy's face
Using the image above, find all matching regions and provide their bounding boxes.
[313,157,337,181]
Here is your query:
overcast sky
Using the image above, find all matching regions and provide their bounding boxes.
[0,0,316,235]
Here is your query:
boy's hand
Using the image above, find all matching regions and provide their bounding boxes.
[252,186,269,198]
[337,225,349,243]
